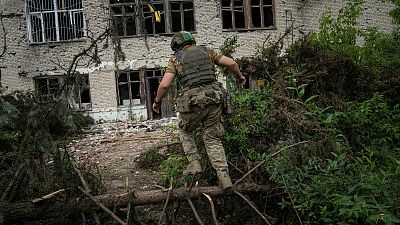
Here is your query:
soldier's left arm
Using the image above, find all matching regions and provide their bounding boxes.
[155,72,175,102]
[153,72,175,113]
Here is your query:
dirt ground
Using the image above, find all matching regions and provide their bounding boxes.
[66,118,180,193]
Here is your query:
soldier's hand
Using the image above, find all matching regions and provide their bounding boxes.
[153,102,161,113]
[236,75,246,87]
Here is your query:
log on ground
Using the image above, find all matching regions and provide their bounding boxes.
[1,183,270,223]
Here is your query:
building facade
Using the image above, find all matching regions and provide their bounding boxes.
[0,0,395,121]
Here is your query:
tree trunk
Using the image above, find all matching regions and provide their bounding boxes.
[1,184,270,223]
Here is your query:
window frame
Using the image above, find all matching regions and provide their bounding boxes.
[116,70,144,106]
[26,0,87,44]
[34,75,62,100]
[220,0,276,31]
[109,0,196,38]
[69,73,92,110]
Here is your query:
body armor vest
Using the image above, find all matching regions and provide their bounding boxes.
[175,45,216,89]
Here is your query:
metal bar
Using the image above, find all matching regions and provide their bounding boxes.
[40,13,45,43]
[180,2,184,31]
[231,0,235,29]
[260,0,264,27]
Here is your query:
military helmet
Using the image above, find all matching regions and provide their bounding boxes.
[170,31,196,52]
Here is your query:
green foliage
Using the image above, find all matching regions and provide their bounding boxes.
[159,155,187,187]
[307,0,400,104]
[265,94,400,224]
[310,0,364,56]
[223,1,400,224]
[0,91,95,201]
[224,87,276,161]
[218,35,240,90]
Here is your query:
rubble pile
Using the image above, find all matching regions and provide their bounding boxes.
[65,117,179,192]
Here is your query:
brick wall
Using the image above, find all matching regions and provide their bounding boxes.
[0,0,395,120]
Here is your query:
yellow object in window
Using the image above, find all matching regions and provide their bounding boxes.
[146,0,161,22]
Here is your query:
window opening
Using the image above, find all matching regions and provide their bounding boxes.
[221,0,274,30]
[110,0,195,37]
[26,0,86,43]
[117,71,141,106]
[34,76,61,100]
[69,73,91,110]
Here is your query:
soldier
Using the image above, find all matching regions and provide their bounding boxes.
[153,31,246,190]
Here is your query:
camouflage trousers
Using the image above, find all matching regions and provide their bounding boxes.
[177,103,229,173]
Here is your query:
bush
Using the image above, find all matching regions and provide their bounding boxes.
[0,90,95,201]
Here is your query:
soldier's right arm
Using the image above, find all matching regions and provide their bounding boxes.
[216,56,246,86]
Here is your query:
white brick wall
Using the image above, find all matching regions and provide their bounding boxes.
[0,0,395,120]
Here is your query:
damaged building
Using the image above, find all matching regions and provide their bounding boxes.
[0,0,395,121]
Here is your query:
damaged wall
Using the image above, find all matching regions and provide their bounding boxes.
[0,0,395,121]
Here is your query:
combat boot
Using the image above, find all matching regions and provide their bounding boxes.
[182,160,202,176]
[217,171,233,190]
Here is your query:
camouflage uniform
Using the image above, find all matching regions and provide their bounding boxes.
[166,45,231,183]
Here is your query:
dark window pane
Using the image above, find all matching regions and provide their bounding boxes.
[36,79,48,95]
[30,15,43,43]
[263,0,272,5]
[184,10,194,31]
[221,0,231,7]
[126,17,136,35]
[73,11,85,38]
[146,70,154,77]
[183,2,193,10]
[144,12,154,34]
[171,11,182,32]
[44,13,57,41]
[251,6,261,27]
[114,17,125,36]
[131,83,140,99]
[263,6,273,27]
[171,2,181,11]
[80,88,91,103]
[234,11,245,28]
[48,78,60,94]
[130,72,139,81]
[118,73,128,83]
[222,10,232,29]
[251,0,260,5]
[155,13,165,33]
[125,5,135,14]
[58,0,82,10]
[58,11,74,41]
[234,0,243,7]
[111,6,123,15]
[27,0,52,12]
[118,83,129,105]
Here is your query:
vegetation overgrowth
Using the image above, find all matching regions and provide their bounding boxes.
[218,0,400,224]
[0,89,98,203]
[155,1,400,224]
[0,0,399,224]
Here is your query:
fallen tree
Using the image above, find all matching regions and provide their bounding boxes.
[1,183,270,224]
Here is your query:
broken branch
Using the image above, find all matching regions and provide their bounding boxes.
[3,184,270,222]
[158,178,173,225]
[79,186,127,225]
[186,197,204,225]
[233,190,272,225]
[31,189,66,204]
[202,193,220,225]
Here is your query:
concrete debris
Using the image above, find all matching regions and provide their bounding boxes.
[66,117,179,193]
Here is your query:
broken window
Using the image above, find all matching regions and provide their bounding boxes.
[221,0,274,30]
[116,71,143,106]
[34,76,61,100]
[26,0,86,43]
[68,74,92,110]
[110,0,195,37]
